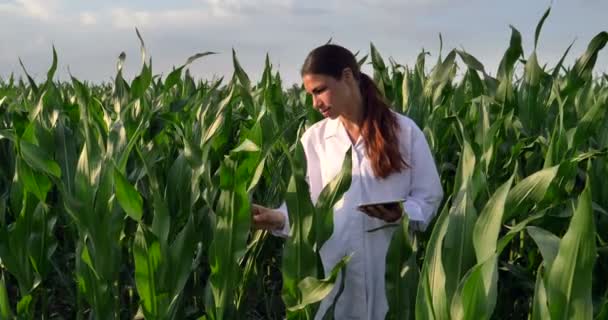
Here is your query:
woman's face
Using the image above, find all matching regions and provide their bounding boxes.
[302,72,356,120]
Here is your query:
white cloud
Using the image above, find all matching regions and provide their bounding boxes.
[0,2,25,17]
[0,0,60,21]
[109,7,246,30]
[110,8,149,29]
[18,0,51,19]
[204,0,296,16]
[80,12,97,26]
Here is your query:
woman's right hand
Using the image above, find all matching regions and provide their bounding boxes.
[251,204,285,231]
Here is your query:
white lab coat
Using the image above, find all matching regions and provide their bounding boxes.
[272,112,444,320]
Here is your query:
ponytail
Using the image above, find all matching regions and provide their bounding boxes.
[359,73,408,178]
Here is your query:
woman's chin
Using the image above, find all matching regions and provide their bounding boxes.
[325,112,338,119]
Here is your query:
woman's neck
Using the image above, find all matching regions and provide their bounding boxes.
[339,91,364,143]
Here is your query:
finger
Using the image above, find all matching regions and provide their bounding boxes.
[359,206,376,217]
[376,205,401,222]
[366,206,383,218]
[375,205,393,217]
[252,214,273,229]
[252,204,264,216]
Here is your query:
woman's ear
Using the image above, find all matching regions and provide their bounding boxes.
[341,67,354,81]
[341,68,359,89]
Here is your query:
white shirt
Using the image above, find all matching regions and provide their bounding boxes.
[273,112,444,320]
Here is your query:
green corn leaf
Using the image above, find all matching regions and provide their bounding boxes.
[527,226,560,268]
[450,254,499,320]
[113,166,143,222]
[416,202,451,320]
[504,165,560,221]
[531,264,550,320]
[496,26,523,103]
[207,156,253,320]
[0,273,13,320]
[314,148,352,249]
[20,140,61,178]
[46,46,58,85]
[534,7,551,50]
[282,142,318,310]
[167,215,198,313]
[473,170,515,262]
[545,175,596,320]
[528,226,560,320]
[385,216,418,320]
[17,159,52,202]
[564,31,608,94]
[232,49,251,89]
[456,50,486,73]
[133,225,163,318]
[288,255,351,312]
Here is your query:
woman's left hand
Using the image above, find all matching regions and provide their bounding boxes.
[358,204,402,223]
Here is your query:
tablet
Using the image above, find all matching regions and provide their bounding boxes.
[357,198,406,209]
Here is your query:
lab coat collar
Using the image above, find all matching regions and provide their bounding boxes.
[324,117,363,148]
[323,117,341,140]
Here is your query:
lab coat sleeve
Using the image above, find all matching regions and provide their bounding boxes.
[270,131,323,238]
[403,123,444,231]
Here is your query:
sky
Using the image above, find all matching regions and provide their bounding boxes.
[1,0,607,86]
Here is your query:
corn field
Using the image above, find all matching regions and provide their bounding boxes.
[0,9,607,320]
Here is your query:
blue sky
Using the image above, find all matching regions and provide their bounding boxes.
[1,0,606,86]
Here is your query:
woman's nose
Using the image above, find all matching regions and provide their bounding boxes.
[313,96,323,109]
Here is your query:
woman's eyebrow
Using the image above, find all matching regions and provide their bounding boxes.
[312,86,325,94]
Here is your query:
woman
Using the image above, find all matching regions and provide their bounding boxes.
[251,44,443,319]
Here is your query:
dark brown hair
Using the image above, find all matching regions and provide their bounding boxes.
[301,44,407,178]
